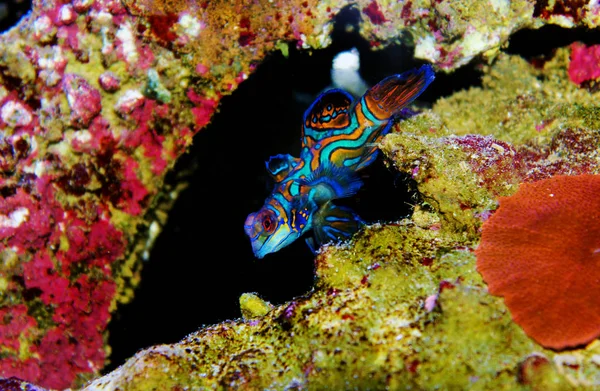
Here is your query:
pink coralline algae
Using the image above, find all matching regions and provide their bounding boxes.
[0,177,124,388]
[0,305,37,352]
[187,88,219,129]
[63,74,103,128]
[98,72,121,92]
[568,42,600,85]
[121,96,171,177]
[118,158,150,213]
[362,1,388,25]
[521,127,600,181]
[442,130,600,192]
[446,135,525,194]
[0,0,219,386]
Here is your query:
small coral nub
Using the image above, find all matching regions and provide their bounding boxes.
[362,1,387,25]
[568,42,600,85]
[62,74,102,128]
[476,175,600,349]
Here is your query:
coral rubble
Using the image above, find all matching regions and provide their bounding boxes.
[2,0,600,389]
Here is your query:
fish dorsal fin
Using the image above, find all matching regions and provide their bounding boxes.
[302,89,353,148]
[266,154,299,182]
[300,164,363,204]
[363,64,435,121]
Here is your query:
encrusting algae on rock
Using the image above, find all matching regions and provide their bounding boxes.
[81,222,598,390]
[0,0,223,384]
[380,49,600,240]
[80,223,542,390]
[239,293,273,320]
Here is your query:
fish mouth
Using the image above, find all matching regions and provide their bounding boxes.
[250,230,294,259]
[252,243,267,259]
[250,236,271,259]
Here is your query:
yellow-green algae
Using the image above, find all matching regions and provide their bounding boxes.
[380,48,600,239]
[83,222,600,390]
[434,49,600,143]
[239,293,273,320]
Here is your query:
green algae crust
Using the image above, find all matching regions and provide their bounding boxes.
[239,293,273,319]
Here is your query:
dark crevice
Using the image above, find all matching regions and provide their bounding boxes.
[105,16,437,372]
[0,0,31,33]
[105,49,318,373]
[506,25,600,60]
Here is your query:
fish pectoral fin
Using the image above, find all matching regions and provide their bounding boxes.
[300,164,363,203]
[311,202,364,249]
[266,154,300,182]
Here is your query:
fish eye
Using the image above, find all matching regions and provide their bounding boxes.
[261,211,277,234]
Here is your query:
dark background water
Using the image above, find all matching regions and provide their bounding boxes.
[1,2,600,374]
[0,0,30,32]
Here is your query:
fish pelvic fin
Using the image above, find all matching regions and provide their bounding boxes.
[311,201,364,250]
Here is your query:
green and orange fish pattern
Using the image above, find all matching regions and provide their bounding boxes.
[245,65,435,258]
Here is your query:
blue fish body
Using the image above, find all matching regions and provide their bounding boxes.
[245,65,435,258]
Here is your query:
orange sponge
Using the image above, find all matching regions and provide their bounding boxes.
[476,175,600,349]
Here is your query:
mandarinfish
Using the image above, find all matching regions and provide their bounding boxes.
[245,65,435,258]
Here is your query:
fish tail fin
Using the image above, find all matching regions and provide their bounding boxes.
[363,64,435,121]
[309,201,364,251]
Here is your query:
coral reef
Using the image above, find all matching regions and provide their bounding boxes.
[75,46,600,389]
[476,174,600,350]
[2,0,600,388]
[118,0,600,76]
[0,0,216,385]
